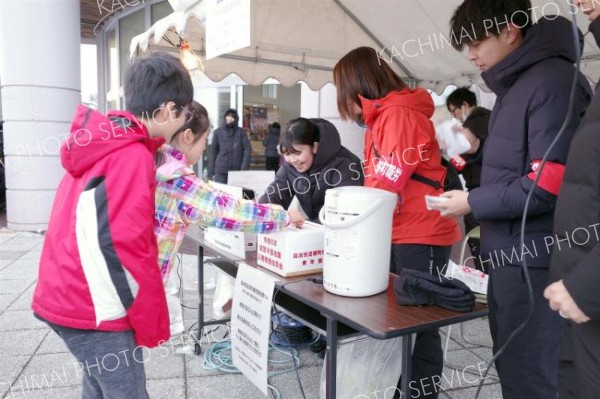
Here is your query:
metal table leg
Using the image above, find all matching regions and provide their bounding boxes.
[194,244,204,355]
[401,334,413,399]
[326,316,338,399]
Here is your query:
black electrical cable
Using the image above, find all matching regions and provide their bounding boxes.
[474,7,583,398]
[270,314,317,347]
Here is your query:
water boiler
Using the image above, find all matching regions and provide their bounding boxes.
[318,186,396,297]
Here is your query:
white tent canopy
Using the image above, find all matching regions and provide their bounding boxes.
[130,0,600,93]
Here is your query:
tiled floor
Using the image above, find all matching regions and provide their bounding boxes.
[0,227,501,399]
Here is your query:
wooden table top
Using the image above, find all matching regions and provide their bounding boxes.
[279,277,487,339]
[186,225,488,340]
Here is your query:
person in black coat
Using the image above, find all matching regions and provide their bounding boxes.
[545,2,600,398]
[446,87,491,272]
[208,108,252,183]
[262,122,280,171]
[431,2,592,398]
[259,118,363,222]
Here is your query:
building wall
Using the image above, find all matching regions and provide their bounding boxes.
[300,83,364,161]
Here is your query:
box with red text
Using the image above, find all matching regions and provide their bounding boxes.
[256,222,324,277]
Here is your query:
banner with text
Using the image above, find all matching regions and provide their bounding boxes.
[206,0,251,60]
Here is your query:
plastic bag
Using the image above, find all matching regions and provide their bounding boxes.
[181,255,217,291]
[319,335,408,399]
[212,266,235,319]
[435,119,471,158]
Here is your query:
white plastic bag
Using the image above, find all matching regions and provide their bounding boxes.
[435,119,471,158]
[212,266,235,319]
[319,336,408,399]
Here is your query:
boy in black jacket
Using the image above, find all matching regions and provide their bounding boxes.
[431,1,592,398]
[545,1,600,398]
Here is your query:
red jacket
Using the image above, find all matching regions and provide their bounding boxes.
[32,104,169,348]
[361,88,461,246]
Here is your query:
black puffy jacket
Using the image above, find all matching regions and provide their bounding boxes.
[467,16,592,268]
[258,119,364,222]
[549,17,600,319]
[209,109,251,177]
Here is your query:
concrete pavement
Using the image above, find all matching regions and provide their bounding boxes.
[0,226,501,399]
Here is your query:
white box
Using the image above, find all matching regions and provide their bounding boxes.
[257,222,325,277]
[204,227,257,258]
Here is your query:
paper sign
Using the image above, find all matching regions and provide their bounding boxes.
[227,171,275,199]
[208,180,244,198]
[231,263,277,397]
[444,259,488,295]
[206,0,251,60]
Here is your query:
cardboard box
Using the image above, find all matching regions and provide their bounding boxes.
[204,227,257,258]
[257,222,325,277]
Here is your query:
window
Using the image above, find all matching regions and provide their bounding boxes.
[262,84,278,99]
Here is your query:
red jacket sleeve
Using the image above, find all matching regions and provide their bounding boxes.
[104,144,170,347]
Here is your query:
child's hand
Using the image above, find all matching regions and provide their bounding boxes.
[287,209,305,228]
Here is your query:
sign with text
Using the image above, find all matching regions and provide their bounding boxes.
[231,263,276,396]
[206,0,251,60]
[227,171,275,199]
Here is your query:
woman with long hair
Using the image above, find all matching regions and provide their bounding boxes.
[333,47,461,399]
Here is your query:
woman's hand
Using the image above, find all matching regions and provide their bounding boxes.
[287,209,305,228]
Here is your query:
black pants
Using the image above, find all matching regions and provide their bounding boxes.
[212,172,228,184]
[558,320,600,399]
[487,265,562,399]
[265,157,279,171]
[390,244,451,399]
